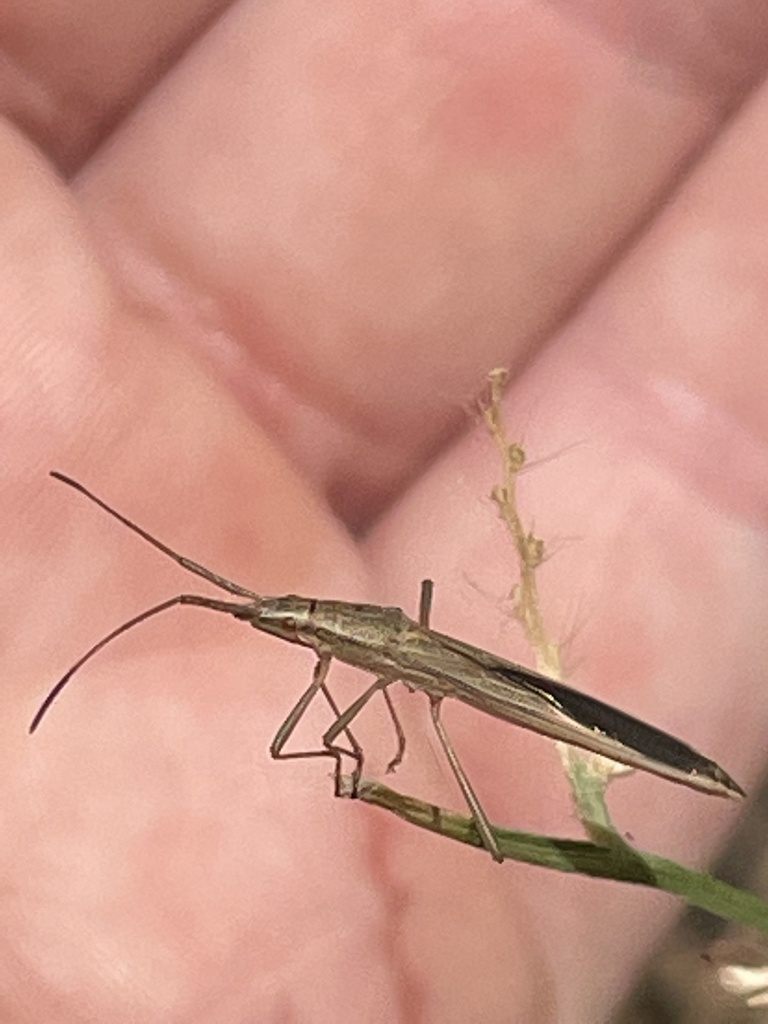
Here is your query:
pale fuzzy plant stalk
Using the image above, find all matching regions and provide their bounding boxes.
[481,367,631,843]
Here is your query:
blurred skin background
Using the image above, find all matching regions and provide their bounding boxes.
[2,2,768,1021]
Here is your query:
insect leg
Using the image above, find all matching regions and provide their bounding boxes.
[323,676,399,791]
[428,696,503,862]
[419,579,434,627]
[270,653,364,796]
[417,581,502,859]
[400,577,434,704]
[380,687,406,773]
[51,473,258,600]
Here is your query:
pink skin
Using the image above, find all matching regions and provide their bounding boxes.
[2,1,768,1021]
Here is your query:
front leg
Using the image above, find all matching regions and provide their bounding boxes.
[323,675,400,793]
[270,653,363,797]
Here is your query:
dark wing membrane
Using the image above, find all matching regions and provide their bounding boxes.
[500,663,740,787]
[419,629,744,799]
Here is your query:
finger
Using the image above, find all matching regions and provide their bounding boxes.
[76,0,768,524]
[0,0,232,169]
[0,123,390,1021]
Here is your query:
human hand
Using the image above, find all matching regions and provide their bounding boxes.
[2,3,767,1020]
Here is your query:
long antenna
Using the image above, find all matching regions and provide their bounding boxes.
[32,475,262,732]
[50,473,259,600]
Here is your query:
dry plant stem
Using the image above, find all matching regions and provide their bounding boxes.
[482,369,561,678]
[483,369,625,834]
